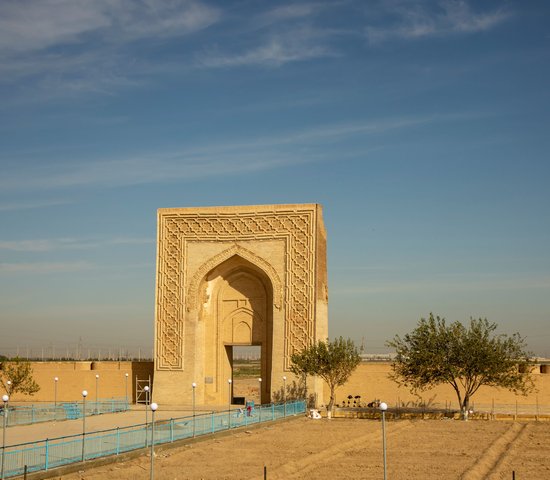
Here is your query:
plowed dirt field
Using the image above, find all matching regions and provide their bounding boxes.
[58,417,550,480]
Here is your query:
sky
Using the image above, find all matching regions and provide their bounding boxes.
[1,0,549,359]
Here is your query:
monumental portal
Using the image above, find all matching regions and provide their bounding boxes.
[153,204,328,405]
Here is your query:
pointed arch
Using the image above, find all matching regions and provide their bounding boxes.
[186,244,282,310]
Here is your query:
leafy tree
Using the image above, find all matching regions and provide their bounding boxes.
[290,337,361,418]
[387,314,534,419]
[0,357,40,396]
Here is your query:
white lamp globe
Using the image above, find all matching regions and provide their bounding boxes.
[379,402,388,411]
[82,390,88,397]
[150,402,158,411]
[2,395,8,402]
[192,382,197,388]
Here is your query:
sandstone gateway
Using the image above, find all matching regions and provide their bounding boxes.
[153,204,328,406]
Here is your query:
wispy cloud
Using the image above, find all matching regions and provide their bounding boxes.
[0,112,471,192]
[0,237,154,252]
[365,1,511,44]
[197,26,338,68]
[333,274,550,295]
[0,261,94,274]
[0,200,72,212]
[0,0,220,55]
[0,0,221,92]
[255,2,336,27]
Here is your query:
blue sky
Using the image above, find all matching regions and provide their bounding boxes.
[1,0,549,358]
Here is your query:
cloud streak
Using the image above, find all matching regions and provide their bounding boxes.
[0,0,221,55]
[365,1,511,43]
[0,261,94,274]
[0,237,154,252]
[0,113,469,192]
[0,0,221,93]
[333,274,550,295]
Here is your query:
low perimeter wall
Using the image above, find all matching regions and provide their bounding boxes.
[5,361,154,404]
[324,362,550,411]
[5,360,550,409]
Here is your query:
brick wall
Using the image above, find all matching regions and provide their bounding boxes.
[5,361,153,404]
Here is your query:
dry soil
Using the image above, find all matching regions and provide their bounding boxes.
[54,417,550,480]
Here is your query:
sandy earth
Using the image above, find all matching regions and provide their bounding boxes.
[53,417,550,480]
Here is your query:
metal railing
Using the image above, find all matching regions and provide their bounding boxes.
[1,398,129,427]
[0,400,305,478]
[335,401,550,419]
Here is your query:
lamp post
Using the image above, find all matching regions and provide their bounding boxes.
[1,394,9,480]
[258,378,262,404]
[150,403,158,480]
[227,379,232,428]
[54,377,59,421]
[81,390,88,462]
[144,385,150,447]
[95,374,100,413]
[379,402,388,480]
[192,382,197,437]
[257,378,262,422]
[283,376,287,417]
[125,373,129,406]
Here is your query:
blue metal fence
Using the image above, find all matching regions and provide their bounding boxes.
[0,400,305,478]
[1,398,129,427]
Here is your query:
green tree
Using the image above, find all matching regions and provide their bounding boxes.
[290,337,361,418]
[0,357,40,396]
[387,314,534,419]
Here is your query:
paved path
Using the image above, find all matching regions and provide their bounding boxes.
[2,405,229,447]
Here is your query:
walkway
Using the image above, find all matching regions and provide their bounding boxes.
[2,405,223,447]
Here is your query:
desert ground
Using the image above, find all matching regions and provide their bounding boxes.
[55,416,550,480]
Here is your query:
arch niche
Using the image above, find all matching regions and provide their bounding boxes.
[198,254,274,405]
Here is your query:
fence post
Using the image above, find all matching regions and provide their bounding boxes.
[31,405,35,424]
[272,403,275,420]
[211,411,215,434]
[45,438,49,470]
[116,428,120,455]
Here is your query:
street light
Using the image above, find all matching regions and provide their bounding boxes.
[144,385,150,447]
[54,377,59,421]
[283,376,287,417]
[95,374,100,413]
[227,379,232,428]
[379,402,388,480]
[192,382,197,437]
[258,378,263,422]
[1,394,9,480]
[258,378,262,404]
[81,390,88,462]
[125,373,129,406]
[150,403,158,480]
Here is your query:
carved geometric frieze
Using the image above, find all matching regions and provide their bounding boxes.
[155,206,317,371]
